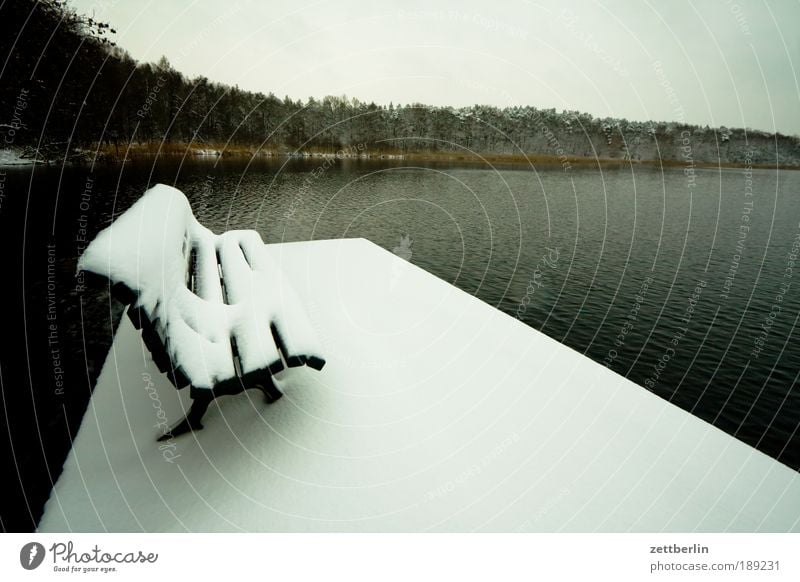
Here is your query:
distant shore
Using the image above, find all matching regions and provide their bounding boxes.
[99,143,800,171]
[2,144,796,171]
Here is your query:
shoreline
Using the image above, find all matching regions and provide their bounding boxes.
[2,144,797,171]
[97,143,800,171]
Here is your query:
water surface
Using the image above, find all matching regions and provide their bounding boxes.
[3,156,798,528]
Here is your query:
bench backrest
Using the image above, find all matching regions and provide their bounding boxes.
[78,184,325,391]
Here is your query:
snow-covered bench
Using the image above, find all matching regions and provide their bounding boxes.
[78,184,325,438]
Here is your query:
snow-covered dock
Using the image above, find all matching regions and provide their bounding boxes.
[40,238,800,532]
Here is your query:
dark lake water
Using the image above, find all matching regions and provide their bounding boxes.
[2,155,799,530]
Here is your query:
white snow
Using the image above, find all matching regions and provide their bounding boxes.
[42,237,800,532]
[77,184,324,389]
[0,148,38,165]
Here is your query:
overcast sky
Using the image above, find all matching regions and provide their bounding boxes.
[72,0,800,135]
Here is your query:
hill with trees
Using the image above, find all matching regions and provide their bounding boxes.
[1,0,798,167]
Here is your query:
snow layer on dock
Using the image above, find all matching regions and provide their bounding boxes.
[40,238,800,532]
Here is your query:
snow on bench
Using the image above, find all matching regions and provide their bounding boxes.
[78,184,325,437]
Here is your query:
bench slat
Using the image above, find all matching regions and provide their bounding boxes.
[78,184,325,399]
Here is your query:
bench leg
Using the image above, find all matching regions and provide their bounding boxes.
[156,379,280,441]
[257,376,283,404]
[157,391,213,441]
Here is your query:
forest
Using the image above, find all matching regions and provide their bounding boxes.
[2,0,798,166]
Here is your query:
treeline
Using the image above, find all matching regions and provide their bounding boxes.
[2,0,799,166]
